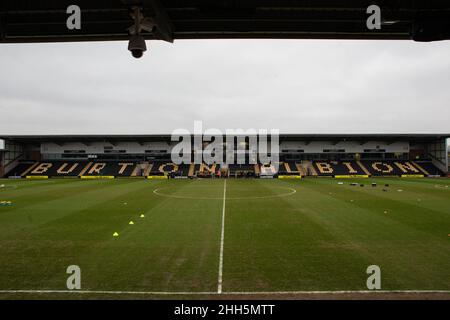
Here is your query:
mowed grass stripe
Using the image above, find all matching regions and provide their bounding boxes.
[224,179,450,291]
[0,179,140,216]
[0,180,158,234]
[225,179,387,291]
[0,180,166,289]
[289,178,450,289]
[0,179,111,203]
[0,179,224,292]
[78,179,224,292]
[309,178,450,238]
[333,177,450,211]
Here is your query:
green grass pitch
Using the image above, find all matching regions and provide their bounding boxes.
[0,177,449,299]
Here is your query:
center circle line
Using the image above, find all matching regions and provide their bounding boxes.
[152,186,297,200]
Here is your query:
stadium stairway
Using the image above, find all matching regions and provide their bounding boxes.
[301,161,318,176]
[284,162,292,173]
[356,161,372,175]
[131,163,153,177]
[6,161,38,177]
[295,163,306,176]
[412,161,443,176]
[411,161,430,175]
[276,162,301,177]
[188,163,195,177]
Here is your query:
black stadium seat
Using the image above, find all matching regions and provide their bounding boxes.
[309,160,442,177]
[312,161,366,176]
[5,159,443,178]
[361,161,421,176]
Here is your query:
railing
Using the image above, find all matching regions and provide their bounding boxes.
[3,153,23,167]
[2,154,24,177]
[427,153,446,166]
[427,153,447,174]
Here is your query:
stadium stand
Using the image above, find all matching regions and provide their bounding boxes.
[305,160,443,177]
[196,163,220,178]
[254,164,260,176]
[82,162,137,177]
[131,163,153,177]
[6,161,38,177]
[277,163,289,175]
[277,162,302,176]
[361,161,423,176]
[0,134,447,179]
[312,161,367,176]
[5,159,443,178]
[411,161,443,176]
[23,161,85,177]
[150,162,181,176]
[229,164,255,178]
[301,161,318,176]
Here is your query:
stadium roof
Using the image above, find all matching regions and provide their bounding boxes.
[1,0,449,43]
[1,134,448,144]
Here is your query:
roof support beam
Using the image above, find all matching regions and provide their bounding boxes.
[0,4,5,41]
[122,0,174,43]
[144,0,174,42]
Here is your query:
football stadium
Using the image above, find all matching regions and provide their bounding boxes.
[0,134,449,299]
[1,0,450,310]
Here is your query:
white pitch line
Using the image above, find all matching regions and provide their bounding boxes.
[0,290,448,295]
[153,186,295,200]
[217,179,227,294]
[222,290,450,295]
[0,290,216,295]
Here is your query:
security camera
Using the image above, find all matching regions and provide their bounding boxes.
[128,34,147,59]
[127,7,153,58]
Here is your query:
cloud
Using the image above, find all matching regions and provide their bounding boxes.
[0,39,449,134]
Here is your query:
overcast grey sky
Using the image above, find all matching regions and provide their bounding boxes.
[0,39,449,135]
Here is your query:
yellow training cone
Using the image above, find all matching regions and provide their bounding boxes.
[140,214,145,218]
[113,232,119,237]
[129,221,134,225]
